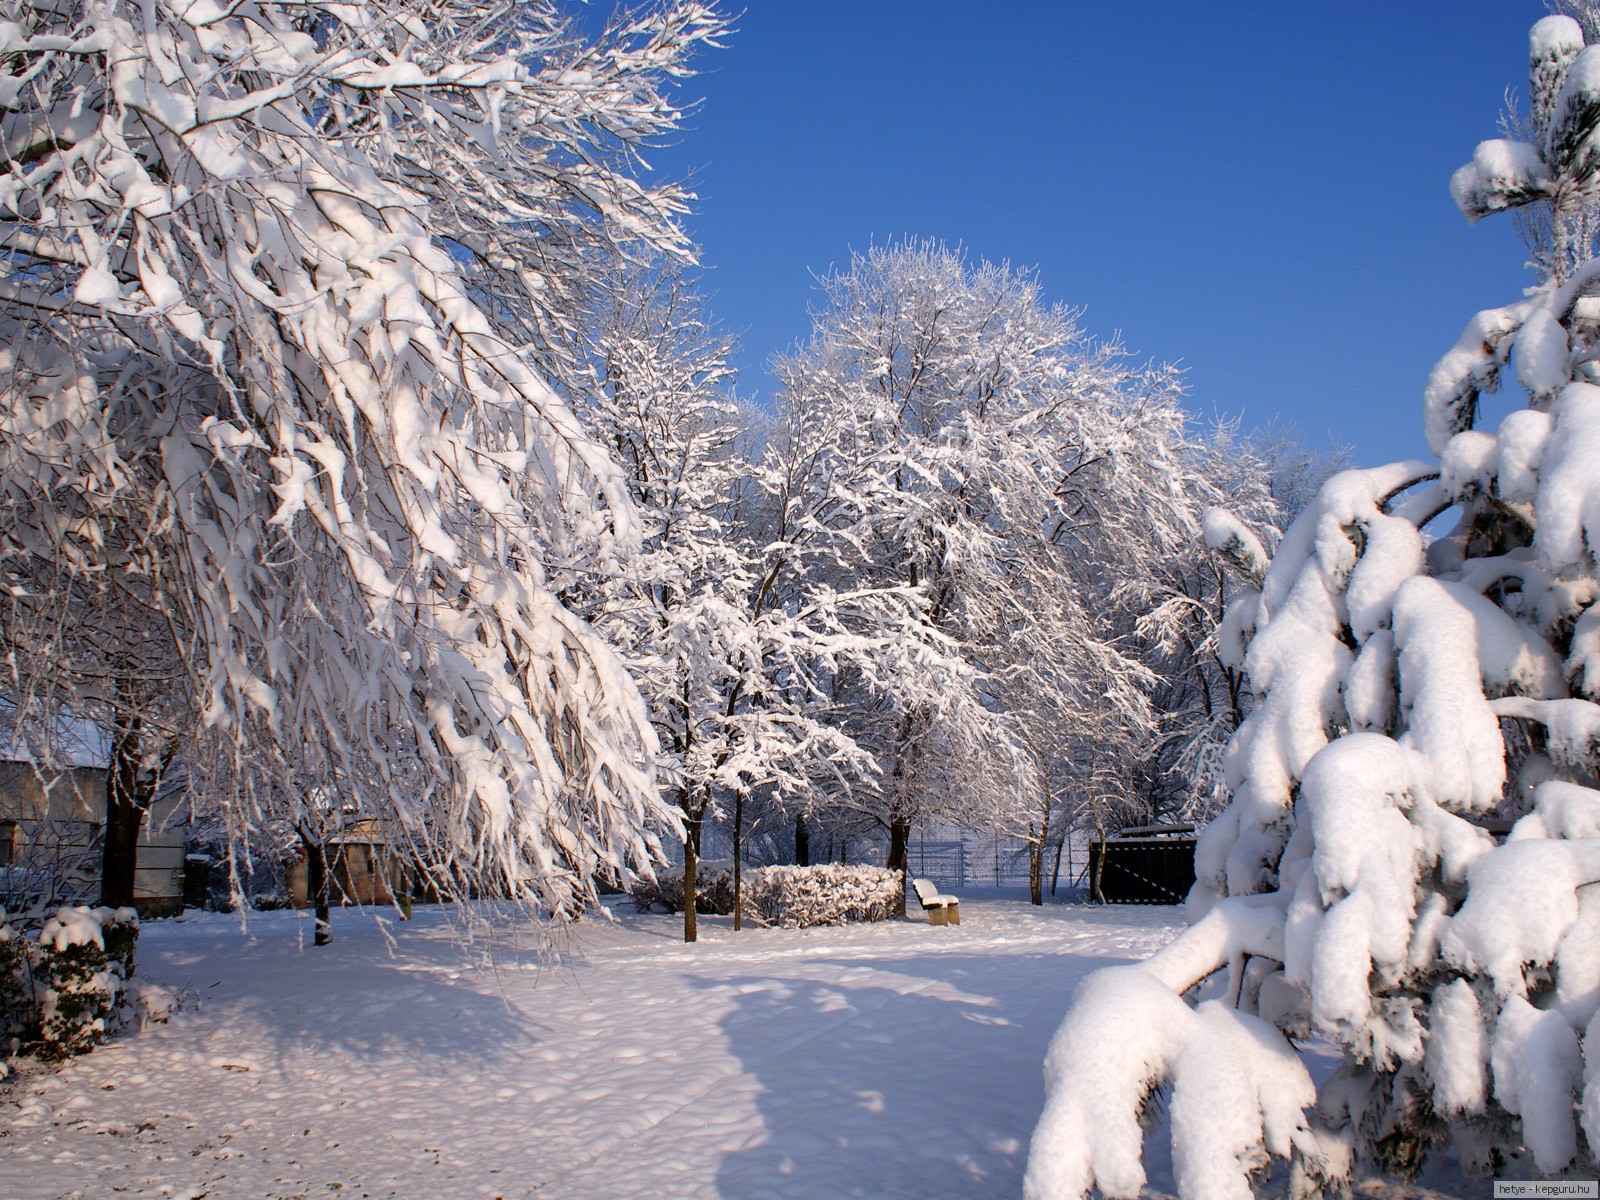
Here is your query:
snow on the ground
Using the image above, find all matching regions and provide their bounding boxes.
[0,892,1477,1199]
[0,893,1173,1199]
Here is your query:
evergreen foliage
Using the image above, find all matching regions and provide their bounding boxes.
[1028,16,1600,1198]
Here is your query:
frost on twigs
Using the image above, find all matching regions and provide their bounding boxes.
[1027,15,1600,1199]
[0,1,726,919]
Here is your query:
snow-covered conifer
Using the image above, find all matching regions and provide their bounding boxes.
[1028,17,1600,1197]
[0,0,724,923]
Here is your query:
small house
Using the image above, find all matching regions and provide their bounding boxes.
[0,713,187,917]
[286,820,415,908]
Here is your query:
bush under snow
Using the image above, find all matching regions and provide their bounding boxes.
[2,906,141,1068]
[631,861,740,916]
[742,865,903,928]
[1027,16,1600,1199]
[633,863,902,928]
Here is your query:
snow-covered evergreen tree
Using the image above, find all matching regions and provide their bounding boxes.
[1027,16,1600,1198]
[0,0,724,923]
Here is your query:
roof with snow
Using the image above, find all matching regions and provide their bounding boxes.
[0,704,111,770]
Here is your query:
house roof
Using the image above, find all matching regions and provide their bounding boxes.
[0,705,111,770]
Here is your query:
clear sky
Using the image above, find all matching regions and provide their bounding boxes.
[645,2,1549,468]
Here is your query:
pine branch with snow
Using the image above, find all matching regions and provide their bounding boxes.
[1028,16,1600,1199]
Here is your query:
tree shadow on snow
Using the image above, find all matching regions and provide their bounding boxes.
[702,946,1149,1200]
[139,909,549,1072]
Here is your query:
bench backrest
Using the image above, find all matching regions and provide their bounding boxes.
[911,877,939,903]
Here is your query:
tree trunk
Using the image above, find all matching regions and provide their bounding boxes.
[886,815,911,918]
[1028,809,1049,906]
[99,719,145,910]
[682,810,701,944]
[1050,835,1066,897]
[794,813,810,866]
[732,790,745,932]
[1092,827,1108,904]
[301,825,332,945]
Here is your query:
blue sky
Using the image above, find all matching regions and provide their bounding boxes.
[647,3,1548,467]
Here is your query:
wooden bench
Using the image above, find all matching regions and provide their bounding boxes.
[911,878,960,926]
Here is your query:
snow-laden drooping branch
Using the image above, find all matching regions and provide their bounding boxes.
[1028,15,1600,1198]
[0,0,725,919]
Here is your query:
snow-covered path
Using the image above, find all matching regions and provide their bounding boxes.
[0,893,1180,1199]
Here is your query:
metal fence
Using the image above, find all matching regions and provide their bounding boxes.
[664,826,1085,893]
[910,840,968,887]
[911,834,1042,890]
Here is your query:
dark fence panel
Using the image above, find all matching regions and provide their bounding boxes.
[1087,837,1196,905]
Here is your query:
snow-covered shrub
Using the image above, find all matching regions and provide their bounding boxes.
[632,862,738,914]
[1026,17,1600,1199]
[126,980,186,1031]
[742,864,902,928]
[0,907,33,1057]
[2,905,147,1075]
[632,863,901,926]
[36,907,138,1060]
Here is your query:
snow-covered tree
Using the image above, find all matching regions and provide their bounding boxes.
[578,264,861,940]
[0,0,724,926]
[1506,2,1600,282]
[772,243,1193,903]
[1028,16,1600,1197]
[582,260,1010,936]
[1131,425,1299,825]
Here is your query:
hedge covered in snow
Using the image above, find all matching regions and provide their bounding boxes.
[743,864,902,928]
[1,905,149,1070]
[633,863,903,927]
[630,860,739,915]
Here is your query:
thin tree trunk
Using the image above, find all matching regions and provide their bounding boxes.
[886,815,911,918]
[1092,826,1108,904]
[794,813,810,866]
[885,708,918,918]
[732,790,745,931]
[1029,807,1049,906]
[682,810,701,944]
[300,825,332,945]
[1050,835,1066,896]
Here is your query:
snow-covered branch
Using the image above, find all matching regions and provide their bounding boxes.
[1028,14,1600,1196]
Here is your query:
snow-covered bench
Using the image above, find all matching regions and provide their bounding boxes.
[911,878,960,926]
